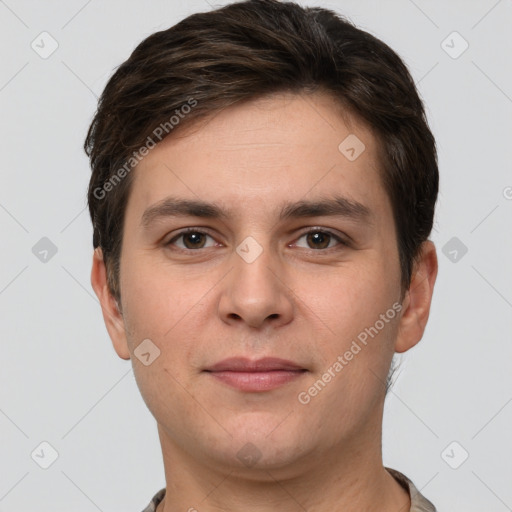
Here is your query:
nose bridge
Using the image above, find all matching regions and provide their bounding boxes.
[233,234,279,286]
[232,232,279,297]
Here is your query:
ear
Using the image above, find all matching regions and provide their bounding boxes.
[90,248,131,360]
[394,240,438,353]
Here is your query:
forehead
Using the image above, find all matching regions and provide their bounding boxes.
[128,91,390,223]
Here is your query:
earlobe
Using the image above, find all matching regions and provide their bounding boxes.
[90,248,131,360]
[394,241,438,354]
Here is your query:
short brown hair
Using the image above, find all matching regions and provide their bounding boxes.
[84,0,438,304]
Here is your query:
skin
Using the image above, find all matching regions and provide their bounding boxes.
[91,91,438,512]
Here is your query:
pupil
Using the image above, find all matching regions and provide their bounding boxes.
[185,232,204,248]
[308,232,329,249]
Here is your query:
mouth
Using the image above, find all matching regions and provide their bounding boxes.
[203,357,308,392]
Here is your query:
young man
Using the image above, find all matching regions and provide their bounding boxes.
[85,1,438,510]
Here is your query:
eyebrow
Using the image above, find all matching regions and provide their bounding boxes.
[141,195,373,228]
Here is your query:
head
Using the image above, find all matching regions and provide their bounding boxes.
[86,0,438,474]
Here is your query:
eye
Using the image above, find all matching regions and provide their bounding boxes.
[166,229,218,250]
[165,227,349,252]
[293,229,347,250]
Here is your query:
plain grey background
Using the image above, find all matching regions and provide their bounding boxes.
[1,0,511,510]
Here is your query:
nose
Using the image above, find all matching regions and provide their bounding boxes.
[217,237,294,329]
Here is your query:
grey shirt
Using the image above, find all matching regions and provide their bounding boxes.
[140,467,436,511]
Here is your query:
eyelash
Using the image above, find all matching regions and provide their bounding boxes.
[165,227,349,252]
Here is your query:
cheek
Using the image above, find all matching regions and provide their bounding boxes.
[297,256,400,383]
[119,253,214,367]
[306,257,395,324]
[297,296,400,432]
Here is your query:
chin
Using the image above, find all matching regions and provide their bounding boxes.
[220,420,309,468]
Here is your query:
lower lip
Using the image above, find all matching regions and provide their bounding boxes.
[207,370,307,392]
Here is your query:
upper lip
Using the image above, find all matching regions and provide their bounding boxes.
[205,357,305,372]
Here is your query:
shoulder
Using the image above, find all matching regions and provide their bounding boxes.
[386,467,437,512]
[140,488,166,512]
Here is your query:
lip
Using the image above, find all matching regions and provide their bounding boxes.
[204,357,307,392]
[205,357,305,372]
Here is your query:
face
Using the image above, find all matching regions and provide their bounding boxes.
[93,91,435,477]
